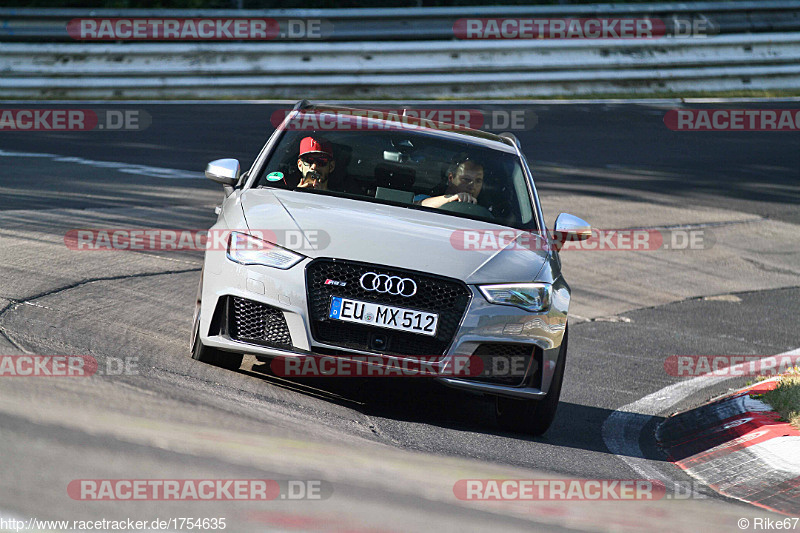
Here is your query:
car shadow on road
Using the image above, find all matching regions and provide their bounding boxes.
[245,361,669,463]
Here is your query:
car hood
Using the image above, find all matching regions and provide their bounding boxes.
[240,189,549,284]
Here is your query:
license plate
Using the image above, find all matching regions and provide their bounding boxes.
[329,297,438,337]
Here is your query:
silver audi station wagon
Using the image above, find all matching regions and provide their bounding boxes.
[191,102,590,435]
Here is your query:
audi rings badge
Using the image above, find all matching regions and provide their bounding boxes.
[359,272,417,297]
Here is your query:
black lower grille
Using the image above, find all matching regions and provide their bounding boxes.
[229,296,293,350]
[471,343,538,386]
[305,258,471,356]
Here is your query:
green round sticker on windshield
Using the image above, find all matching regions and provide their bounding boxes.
[266,171,284,181]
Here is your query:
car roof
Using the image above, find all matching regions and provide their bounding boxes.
[300,102,519,151]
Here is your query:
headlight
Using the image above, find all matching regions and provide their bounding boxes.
[226,232,304,269]
[479,283,551,312]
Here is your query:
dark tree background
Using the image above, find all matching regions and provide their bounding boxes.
[3,0,701,9]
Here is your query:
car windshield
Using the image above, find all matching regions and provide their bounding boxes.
[254,115,537,230]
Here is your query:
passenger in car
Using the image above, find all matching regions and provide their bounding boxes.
[297,136,335,190]
[414,157,484,208]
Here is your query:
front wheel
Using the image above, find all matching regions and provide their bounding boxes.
[495,329,568,436]
[191,274,243,372]
[191,321,243,371]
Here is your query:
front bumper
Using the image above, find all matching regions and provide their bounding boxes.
[199,250,569,400]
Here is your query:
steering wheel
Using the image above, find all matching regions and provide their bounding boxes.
[438,200,494,219]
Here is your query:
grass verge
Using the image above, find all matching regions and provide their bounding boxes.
[760,369,800,431]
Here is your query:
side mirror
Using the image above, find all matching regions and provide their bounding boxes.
[205,158,240,186]
[551,213,591,252]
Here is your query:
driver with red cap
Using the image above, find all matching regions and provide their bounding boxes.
[297,136,335,190]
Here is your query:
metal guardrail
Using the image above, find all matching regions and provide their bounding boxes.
[4,34,800,76]
[2,33,799,98]
[2,1,800,41]
[2,2,800,98]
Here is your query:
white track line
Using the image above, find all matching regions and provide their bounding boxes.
[601,347,800,493]
[0,149,200,179]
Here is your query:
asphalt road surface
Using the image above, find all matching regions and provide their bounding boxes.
[0,100,798,532]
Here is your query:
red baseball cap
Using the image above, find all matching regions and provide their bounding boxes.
[299,137,333,157]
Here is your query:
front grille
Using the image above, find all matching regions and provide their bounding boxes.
[306,258,471,356]
[471,343,538,386]
[229,296,293,350]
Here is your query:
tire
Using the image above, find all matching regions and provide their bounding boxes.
[191,320,243,371]
[495,328,568,436]
[190,271,243,371]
